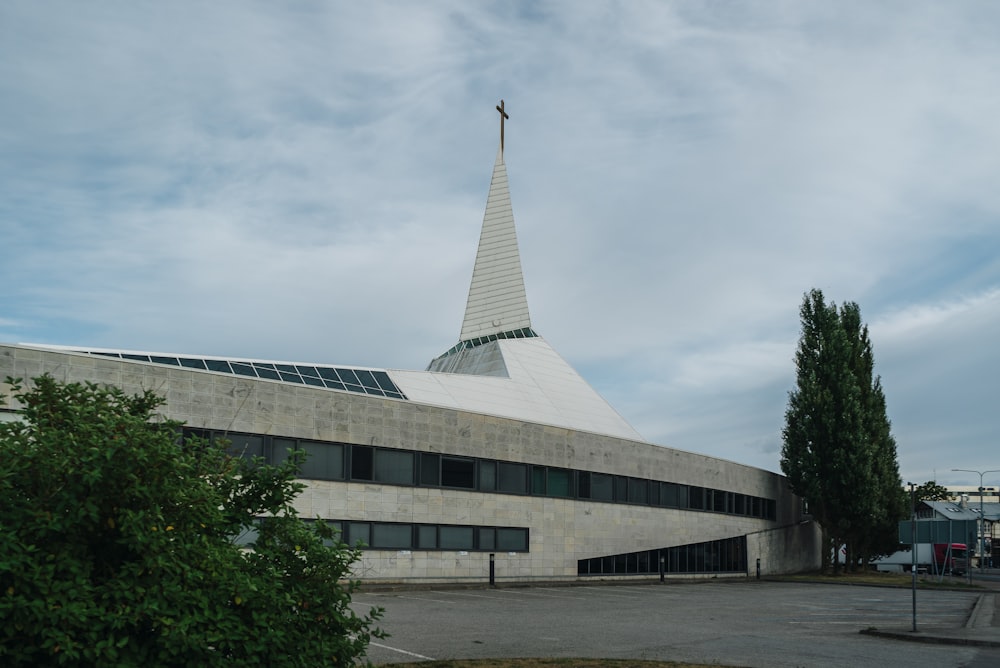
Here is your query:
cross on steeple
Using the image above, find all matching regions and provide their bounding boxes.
[496,99,509,153]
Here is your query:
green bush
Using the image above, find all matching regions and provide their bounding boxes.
[0,375,383,666]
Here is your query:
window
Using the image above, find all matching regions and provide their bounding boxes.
[226,434,267,461]
[420,453,440,486]
[688,486,705,510]
[591,473,614,501]
[350,446,374,481]
[478,527,496,551]
[417,525,437,549]
[496,528,528,552]
[614,476,627,503]
[498,462,527,494]
[547,468,573,498]
[300,441,345,480]
[348,522,371,547]
[439,526,474,550]
[374,449,413,485]
[531,466,546,495]
[627,478,649,504]
[478,460,496,491]
[272,438,297,466]
[372,523,412,549]
[441,457,475,488]
[660,482,679,507]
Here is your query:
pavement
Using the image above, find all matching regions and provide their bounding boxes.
[861,569,1000,647]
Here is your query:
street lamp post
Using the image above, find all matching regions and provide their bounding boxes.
[952,468,1000,570]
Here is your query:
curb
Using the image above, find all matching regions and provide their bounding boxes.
[859,627,1000,648]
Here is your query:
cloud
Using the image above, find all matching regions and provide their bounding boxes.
[1,1,998,484]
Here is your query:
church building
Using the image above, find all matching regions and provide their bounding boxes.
[0,103,820,583]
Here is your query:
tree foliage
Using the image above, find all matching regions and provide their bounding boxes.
[0,375,383,666]
[914,480,951,502]
[780,290,907,571]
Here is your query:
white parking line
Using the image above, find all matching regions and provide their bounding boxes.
[369,641,435,661]
[392,594,454,604]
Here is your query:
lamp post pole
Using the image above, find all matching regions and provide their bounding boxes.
[909,482,916,632]
[952,468,1000,570]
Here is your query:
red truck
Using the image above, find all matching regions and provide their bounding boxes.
[871,543,968,575]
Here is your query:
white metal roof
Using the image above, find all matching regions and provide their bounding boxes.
[391,338,644,442]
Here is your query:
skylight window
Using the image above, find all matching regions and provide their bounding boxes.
[77,350,406,399]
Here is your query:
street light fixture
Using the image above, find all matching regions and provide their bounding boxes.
[952,468,1000,570]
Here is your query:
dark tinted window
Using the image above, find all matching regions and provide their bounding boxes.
[441,457,475,488]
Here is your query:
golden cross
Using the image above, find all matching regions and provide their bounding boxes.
[496,99,509,152]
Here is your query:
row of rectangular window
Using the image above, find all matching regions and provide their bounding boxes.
[236,519,529,552]
[338,521,528,552]
[205,431,777,521]
[577,536,748,575]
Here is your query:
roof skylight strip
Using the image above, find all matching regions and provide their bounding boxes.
[439,327,539,358]
[69,349,407,400]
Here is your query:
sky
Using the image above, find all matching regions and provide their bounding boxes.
[2,1,998,486]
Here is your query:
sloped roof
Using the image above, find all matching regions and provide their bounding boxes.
[393,338,644,441]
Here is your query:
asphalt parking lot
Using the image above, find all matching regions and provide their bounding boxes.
[353,580,1000,667]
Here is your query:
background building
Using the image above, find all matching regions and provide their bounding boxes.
[0,119,820,583]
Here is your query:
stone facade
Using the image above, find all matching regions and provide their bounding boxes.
[1,343,821,583]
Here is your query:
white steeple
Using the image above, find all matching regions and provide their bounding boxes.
[459,140,532,342]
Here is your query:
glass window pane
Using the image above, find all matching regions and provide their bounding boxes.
[547,469,572,498]
[478,461,496,491]
[661,482,679,507]
[372,523,412,549]
[355,369,381,391]
[531,466,546,495]
[591,473,614,501]
[231,362,257,377]
[226,434,267,461]
[441,457,475,488]
[351,446,374,481]
[348,522,370,547]
[420,453,440,486]
[439,526,474,550]
[497,528,528,552]
[478,527,496,551]
[272,438,297,467]
[498,463,527,494]
[627,478,648,504]
[317,367,340,381]
[150,356,179,366]
[372,370,398,392]
[374,449,414,485]
[253,365,280,380]
[417,525,437,549]
[338,368,361,386]
[614,476,627,502]
[300,441,344,480]
[179,358,207,369]
[205,359,232,373]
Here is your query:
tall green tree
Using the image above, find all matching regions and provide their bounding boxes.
[0,375,383,666]
[780,290,906,572]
